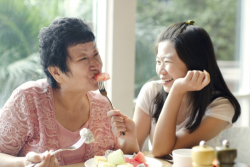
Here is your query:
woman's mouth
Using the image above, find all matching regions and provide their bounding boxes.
[162,78,173,85]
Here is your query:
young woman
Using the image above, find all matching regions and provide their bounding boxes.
[108,21,241,157]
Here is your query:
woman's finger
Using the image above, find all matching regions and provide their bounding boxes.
[111,116,124,124]
[191,70,200,82]
[112,121,126,128]
[107,110,121,118]
[26,151,45,163]
[47,150,56,167]
[54,157,60,167]
[36,152,50,167]
[197,72,205,84]
[202,70,210,87]
[185,71,194,81]
[113,126,126,136]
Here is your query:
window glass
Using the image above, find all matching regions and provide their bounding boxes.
[0,0,93,107]
[135,0,239,97]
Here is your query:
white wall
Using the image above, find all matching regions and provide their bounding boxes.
[93,0,136,118]
[235,0,250,126]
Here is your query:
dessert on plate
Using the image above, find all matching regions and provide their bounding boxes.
[94,149,149,167]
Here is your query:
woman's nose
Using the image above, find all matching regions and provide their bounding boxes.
[158,64,167,74]
[90,57,102,70]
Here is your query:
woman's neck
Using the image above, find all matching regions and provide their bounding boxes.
[52,88,88,113]
[52,88,90,131]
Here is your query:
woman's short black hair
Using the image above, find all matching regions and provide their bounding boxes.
[38,17,95,89]
[151,22,240,132]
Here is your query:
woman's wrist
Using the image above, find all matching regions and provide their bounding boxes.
[21,157,27,167]
[122,137,139,154]
[170,83,187,96]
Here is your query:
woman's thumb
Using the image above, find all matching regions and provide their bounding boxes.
[26,151,46,163]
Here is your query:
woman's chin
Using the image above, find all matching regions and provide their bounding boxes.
[163,86,170,93]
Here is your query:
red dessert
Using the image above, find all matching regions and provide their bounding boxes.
[94,72,110,81]
[125,152,149,167]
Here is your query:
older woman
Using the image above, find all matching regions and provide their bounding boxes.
[0,17,138,167]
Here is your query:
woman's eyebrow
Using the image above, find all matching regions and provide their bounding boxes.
[156,55,174,59]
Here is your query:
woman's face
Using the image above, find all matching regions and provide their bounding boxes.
[156,41,188,93]
[60,41,102,93]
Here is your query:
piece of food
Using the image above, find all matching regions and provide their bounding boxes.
[108,149,126,165]
[125,157,148,167]
[133,152,147,163]
[94,156,107,165]
[98,161,116,167]
[94,72,110,81]
[117,163,134,167]
[124,158,142,167]
[79,128,94,144]
[105,150,114,159]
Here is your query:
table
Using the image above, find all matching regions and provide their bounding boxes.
[63,152,250,167]
[63,151,172,167]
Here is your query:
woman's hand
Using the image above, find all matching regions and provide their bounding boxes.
[107,110,137,141]
[24,150,59,167]
[108,109,139,154]
[173,70,210,94]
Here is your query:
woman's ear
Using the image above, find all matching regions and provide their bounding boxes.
[48,66,63,83]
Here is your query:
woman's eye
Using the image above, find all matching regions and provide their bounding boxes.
[156,60,161,64]
[94,53,99,57]
[164,61,169,63]
[80,57,87,61]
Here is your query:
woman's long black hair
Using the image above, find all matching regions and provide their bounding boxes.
[150,22,241,133]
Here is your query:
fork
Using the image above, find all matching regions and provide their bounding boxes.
[25,137,86,167]
[98,81,114,109]
[98,81,125,135]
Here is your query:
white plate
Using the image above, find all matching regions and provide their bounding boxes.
[85,154,162,167]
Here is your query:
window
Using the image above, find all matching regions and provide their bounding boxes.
[0,0,93,107]
[94,0,250,125]
[135,0,240,96]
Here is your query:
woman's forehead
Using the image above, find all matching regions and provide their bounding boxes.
[157,41,177,59]
[67,42,97,58]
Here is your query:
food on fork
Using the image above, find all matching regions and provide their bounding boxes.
[79,128,95,144]
[94,72,111,81]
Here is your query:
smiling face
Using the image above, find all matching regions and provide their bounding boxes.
[59,41,102,93]
[156,41,188,93]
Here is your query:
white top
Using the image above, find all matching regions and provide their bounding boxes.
[136,80,235,149]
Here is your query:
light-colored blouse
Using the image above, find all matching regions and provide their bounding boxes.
[0,79,120,166]
[136,80,235,149]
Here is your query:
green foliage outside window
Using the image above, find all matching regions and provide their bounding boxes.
[0,0,239,107]
[135,0,238,96]
[0,0,93,107]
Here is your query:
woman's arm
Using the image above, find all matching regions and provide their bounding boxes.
[152,70,212,157]
[133,105,151,151]
[0,151,59,167]
[152,86,184,157]
[0,153,25,167]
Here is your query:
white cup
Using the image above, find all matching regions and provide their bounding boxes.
[172,149,192,167]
